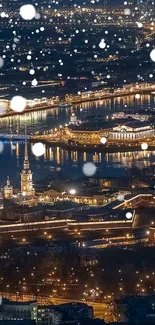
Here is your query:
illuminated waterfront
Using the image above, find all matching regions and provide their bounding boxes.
[0,93,155,134]
[0,94,155,187]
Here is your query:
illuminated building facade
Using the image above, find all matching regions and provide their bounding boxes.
[0,299,38,322]
[109,124,154,141]
[65,127,102,144]
[4,176,13,199]
[21,127,35,197]
[64,123,154,144]
[38,189,116,206]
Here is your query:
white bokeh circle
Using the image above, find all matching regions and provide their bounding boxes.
[100,137,107,144]
[0,141,4,154]
[20,4,36,20]
[99,40,106,49]
[141,143,148,150]
[82,162,97,177]
[32,142,45,157]
[0,57,4,68]
[126,212,133,220]
[117,194,125,201]
[69,189,76,195]
[150,49,155,62]
[10,96,27,113]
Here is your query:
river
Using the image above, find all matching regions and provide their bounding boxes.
[0,93,155,187]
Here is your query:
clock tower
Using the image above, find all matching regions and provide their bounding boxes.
[21,126,35,197]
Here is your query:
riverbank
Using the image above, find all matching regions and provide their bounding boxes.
[0,103,59,119]
[0,87,155,119]
[31,138,155,153]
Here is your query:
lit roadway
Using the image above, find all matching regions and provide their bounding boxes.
[0,225,147,250]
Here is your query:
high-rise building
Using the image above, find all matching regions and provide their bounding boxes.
[21,126,35,197]
[4,176,13,199]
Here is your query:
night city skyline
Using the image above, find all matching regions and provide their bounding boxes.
[0,0,154,324]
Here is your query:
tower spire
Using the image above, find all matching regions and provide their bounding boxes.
[21,125,35,197]
[24,125,29,170]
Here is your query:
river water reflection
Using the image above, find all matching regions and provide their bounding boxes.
[0,94,155,186]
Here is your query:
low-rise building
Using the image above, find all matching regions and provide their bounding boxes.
[49,119,154,145]
[0,299,38,323]
[109,123,154,141]
[39,189,116,206]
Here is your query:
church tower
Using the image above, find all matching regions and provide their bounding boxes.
[21,126,35,197]
[4,176,13,199]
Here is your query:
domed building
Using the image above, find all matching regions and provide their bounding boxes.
[69,112,80,126]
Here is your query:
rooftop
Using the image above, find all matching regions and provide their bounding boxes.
[73,207,135,222]
[68,118,153,132]
[46,201,84,211]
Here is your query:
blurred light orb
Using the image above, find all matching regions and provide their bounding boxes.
[99,40,106,49]
[135,93,140,99]
[100,137,107,144]
[69,189,76,195]
[117,194,125,201]
[137,22,143,28]
[126,212,133,219]
[31,79,38,86]
[32,142,45,157]
[141,142,148,150]
[20,4,36,20]
[82,162,97,177]
[29,69,35,75]
[150,49,155,62]
[0,57,4,68]
[35,12,41,20]
[124,8,131,15]
[0,141,4,154]
[10,96,26,113]
[0,102,7,115]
